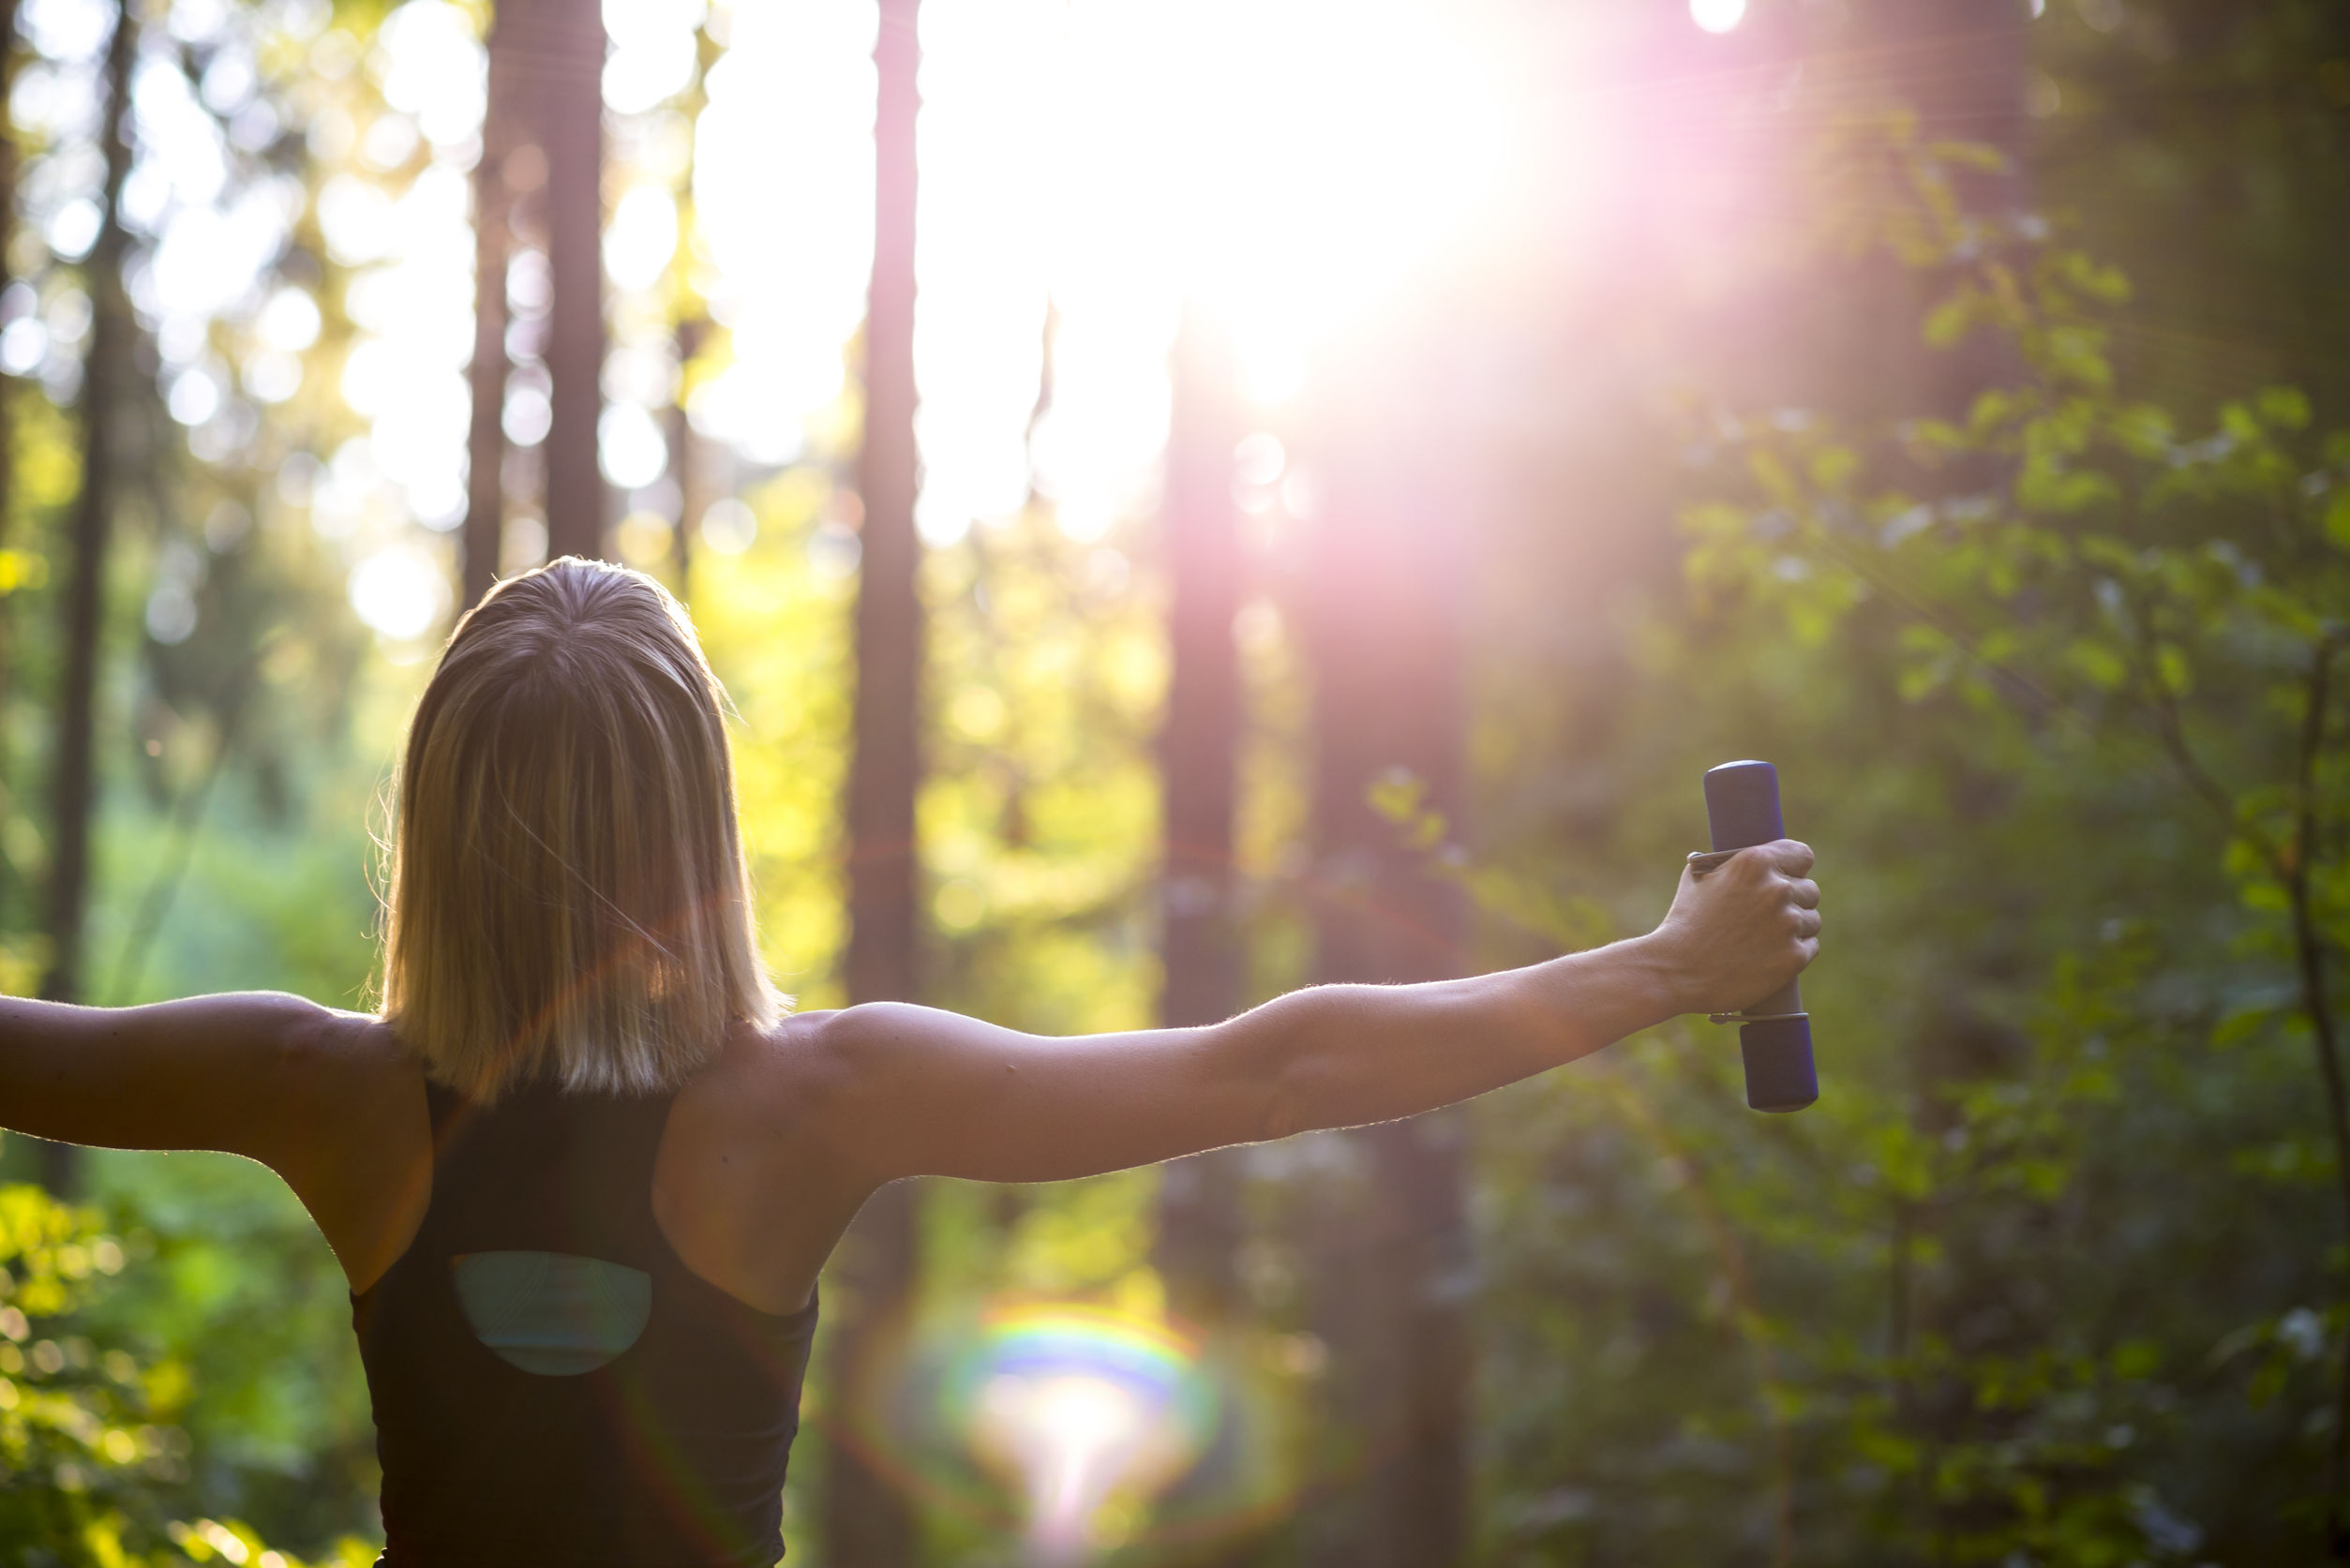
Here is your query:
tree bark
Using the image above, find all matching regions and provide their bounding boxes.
[0,0,23,930]
[461,12,523,612]
[1152,325,1245,1309]
[668,315,704,590]
[495,0,606,563]
[825,1,923,1561]
[1154,310,1246,1323]
[2283,635,2350,1557]
[1147,312,1251,1559]
[37,0,138,1196]
[1298,359,1472,1568]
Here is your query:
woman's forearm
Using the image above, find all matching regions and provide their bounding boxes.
[1237,934,1686,1142]
[1232,842,1820,1142]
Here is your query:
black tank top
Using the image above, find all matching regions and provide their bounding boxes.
[351,1079,818,1566]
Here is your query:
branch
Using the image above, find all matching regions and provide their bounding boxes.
[2283,631,2350,1556]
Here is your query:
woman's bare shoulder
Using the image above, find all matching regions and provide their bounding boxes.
[273,1006,427,1127]
[693,1010,846,1108]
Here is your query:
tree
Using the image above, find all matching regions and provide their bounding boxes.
[666,315,705,587]
[1145,313,1256,1564]
[465,0,607,585]
[0,0,22,858]
[826,0,923,1560]
[1295,354,1473,1568]
[459,9,523,610]
[1153,311,1246,1330]
[537,0,606,562]
[37,0,137,1198]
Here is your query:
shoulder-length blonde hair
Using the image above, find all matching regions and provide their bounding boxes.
[382,557,782,1102]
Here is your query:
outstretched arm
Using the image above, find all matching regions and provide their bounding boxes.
[0,994,429,1292]
[0,993,367,1167]
[801,841,1820,1187]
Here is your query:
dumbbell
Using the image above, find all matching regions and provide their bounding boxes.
[1693,760,1818,1113]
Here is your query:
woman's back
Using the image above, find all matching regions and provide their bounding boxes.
[354,1071,817,1567]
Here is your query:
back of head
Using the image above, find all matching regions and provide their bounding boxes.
[382,558,780,1101]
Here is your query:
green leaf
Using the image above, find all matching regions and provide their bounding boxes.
[2213,1001,2279,1047]
[2045,325,2114,390]
[1810,444,1860,491]
[2107,404,2173,459]
[2154,644,2193,696]
[2256,386,2312,430]
[2325,490,2350,551]
[2065,638,2128,691]
[1968,389,2016,435]
[2058,250,2133,304]
[1923,291,1977,349]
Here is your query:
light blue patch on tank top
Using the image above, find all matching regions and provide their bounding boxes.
[450,1251,652,1376]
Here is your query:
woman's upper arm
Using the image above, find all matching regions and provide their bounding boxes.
[802,1001,1280,1186]
[0,992,370,1168]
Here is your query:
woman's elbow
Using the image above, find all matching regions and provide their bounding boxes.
[1217,993,1332,1145]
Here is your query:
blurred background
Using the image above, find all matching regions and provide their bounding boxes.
[0,0,2345,1561]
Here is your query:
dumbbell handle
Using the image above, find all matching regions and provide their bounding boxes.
[1700,762,1819,1113]
[1685,850,1804,1022]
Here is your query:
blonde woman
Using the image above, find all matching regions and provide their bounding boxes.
[0,559,1820,1566]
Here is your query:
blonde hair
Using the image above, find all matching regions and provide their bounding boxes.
[382,558,782,1102]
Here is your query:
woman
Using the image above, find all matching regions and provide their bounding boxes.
[0,558,1819,1565]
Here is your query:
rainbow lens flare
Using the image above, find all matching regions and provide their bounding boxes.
[824,1296,1310,1560]
[946,1305,1216,1562]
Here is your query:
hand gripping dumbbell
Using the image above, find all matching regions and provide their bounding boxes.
[1689,760,1818,1113]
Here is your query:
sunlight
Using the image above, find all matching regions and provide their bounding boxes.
[603,0,704,114]
[691,0,1511,545]
[1689,0,1747,35]
[261,0,1523,642]
[1109,0,1510,367]
[348,543,450,643]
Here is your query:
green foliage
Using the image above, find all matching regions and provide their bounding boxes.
[1594,91,2350,1563]
[0,1182,372,1567]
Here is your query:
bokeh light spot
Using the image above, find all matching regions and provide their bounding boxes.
[1690,0,1746,34]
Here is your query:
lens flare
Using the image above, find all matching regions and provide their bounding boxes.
[949,1305,1214,1562]
[828,1296,1311,1558]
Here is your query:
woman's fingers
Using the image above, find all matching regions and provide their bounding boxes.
[1788,877,1819,910]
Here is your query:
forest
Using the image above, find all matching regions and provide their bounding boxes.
[0,0,2345,1562]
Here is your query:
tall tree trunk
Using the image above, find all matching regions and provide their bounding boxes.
[825,0,922,1561]
[1153,310,1246,1322]
[668,315,704,590]
[37,0,138,1196]
[0,0,23,933]
[1147,310,1254,1563]
[462,11,523,611]
[524,0,606,563]
[1298,360,1472,1568]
